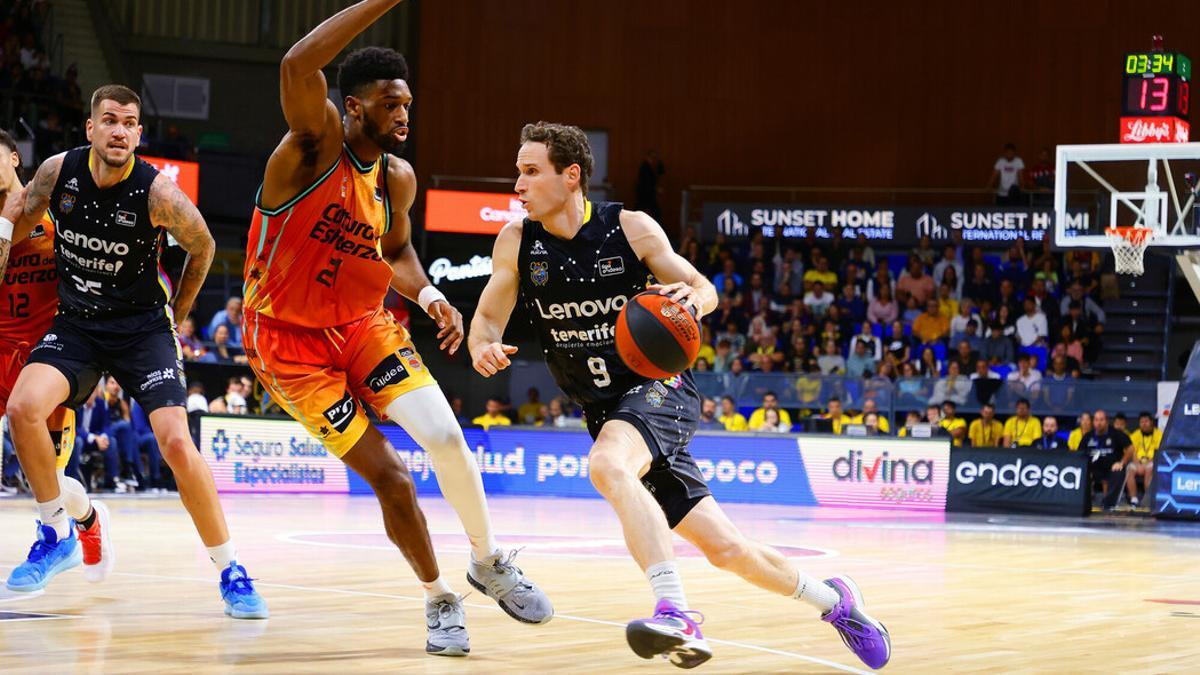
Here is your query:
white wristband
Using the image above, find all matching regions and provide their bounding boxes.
[0,216,13,242]
[418,285,447,313]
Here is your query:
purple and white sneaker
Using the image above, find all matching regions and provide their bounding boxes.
[822,576,891,669]
[625,599,712,669]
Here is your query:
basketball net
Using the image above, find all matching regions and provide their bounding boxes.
[1106,226,1157,275]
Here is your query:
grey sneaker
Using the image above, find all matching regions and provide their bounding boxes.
[425,593,470,657]
[466,549,554,625]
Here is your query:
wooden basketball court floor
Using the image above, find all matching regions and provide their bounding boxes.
[2,493,1199,673]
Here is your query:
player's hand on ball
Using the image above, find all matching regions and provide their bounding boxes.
[648,282,699,316]
[472,342,518,377]
[427,300,464,355]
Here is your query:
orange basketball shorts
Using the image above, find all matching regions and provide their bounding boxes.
[1,341,77,470]
[243,306,437,457]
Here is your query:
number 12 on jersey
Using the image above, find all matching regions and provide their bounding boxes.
[588,357,611,388]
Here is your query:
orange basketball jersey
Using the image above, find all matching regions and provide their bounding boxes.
[0,217,58,346]
[244,144,395,328]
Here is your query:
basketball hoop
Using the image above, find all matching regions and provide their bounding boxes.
[1106,226,1157,275]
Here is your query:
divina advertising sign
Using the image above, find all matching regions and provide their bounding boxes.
[797,437,950,511]
[947,448,1089,516]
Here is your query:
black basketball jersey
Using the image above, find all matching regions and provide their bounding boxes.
[518,201,653,405]
[47,146,166,320]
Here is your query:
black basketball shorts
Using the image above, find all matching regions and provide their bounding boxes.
[585,374,711,528]
[27,310,188,413]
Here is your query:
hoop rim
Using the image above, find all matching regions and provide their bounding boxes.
[1105,225,1158,245]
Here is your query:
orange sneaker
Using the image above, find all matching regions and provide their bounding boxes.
[76,501,114,582]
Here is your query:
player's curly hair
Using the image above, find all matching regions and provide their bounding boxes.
[337,47,409,98]
[520,122,593,197]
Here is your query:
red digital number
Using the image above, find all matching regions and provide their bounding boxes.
[1151,77,1170,111]
[1181,81,1190,116]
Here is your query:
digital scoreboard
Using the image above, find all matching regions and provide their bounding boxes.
[1121,44,1191,143]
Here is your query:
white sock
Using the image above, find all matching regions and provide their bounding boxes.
[56,471,91,520]
[37,496,70,539]
[646,560,688,609]
[207,541,237,571]
[422,575,454,601]
[385,388,500,561]
[792,571,839,612]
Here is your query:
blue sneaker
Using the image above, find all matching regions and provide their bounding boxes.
[6,521,83,592]
[220,562,269,619]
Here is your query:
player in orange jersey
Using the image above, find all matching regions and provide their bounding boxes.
[243,0,551,656]
[0,129,114,587]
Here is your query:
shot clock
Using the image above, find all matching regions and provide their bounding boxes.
[1120,46,1191,144]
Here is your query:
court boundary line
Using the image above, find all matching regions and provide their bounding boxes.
[103,570,870,674]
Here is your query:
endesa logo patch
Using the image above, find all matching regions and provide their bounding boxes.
[322,393,357,434]
[366,353,410,393]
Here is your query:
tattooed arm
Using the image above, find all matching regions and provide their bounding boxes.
[0,153,64,281]
[148,173,214,324]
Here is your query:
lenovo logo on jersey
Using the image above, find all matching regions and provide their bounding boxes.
[535,295,628,320]
[58,227,130,256]
[1184,403,1200,416]
[955,458,1082,490]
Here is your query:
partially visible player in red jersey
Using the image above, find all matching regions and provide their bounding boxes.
[0,129,114,586]
[242,0,551,656]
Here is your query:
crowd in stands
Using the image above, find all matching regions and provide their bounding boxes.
[676,225,1112,436]
[467,388,588,431]
[3,375,168,494]
[682,228,1104,381]
[0,0,86,165]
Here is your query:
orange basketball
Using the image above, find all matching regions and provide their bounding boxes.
[615,291,701,379]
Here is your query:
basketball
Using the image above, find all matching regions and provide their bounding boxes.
[615,291,701,379]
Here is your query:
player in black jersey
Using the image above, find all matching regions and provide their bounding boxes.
[0,85,267,617]
[468,123,890,670]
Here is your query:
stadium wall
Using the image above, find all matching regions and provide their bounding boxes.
[415,1,1200,224]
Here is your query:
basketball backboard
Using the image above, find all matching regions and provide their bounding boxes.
[1054,142,1200,249]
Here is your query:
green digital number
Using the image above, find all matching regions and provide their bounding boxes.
[1138,54,1149,73]
[1152,53,1163,72]
[1164,53,1175,73]
[1126,54,1139,74]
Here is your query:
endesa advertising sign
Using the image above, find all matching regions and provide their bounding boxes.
[702,202,1091,247]
[948,448,1089,517]
[140,155,200,204]
[798,437,949,511]
[425,189,525,235]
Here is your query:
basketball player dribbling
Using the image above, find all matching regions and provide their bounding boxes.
[0,86,265,617]
[0,129,114,589]
[469,123,890,669]
[243,0,550,655]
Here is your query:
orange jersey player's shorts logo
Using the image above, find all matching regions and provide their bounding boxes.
[365,351,411,393]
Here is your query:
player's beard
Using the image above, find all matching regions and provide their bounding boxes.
[363,115,405,156]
